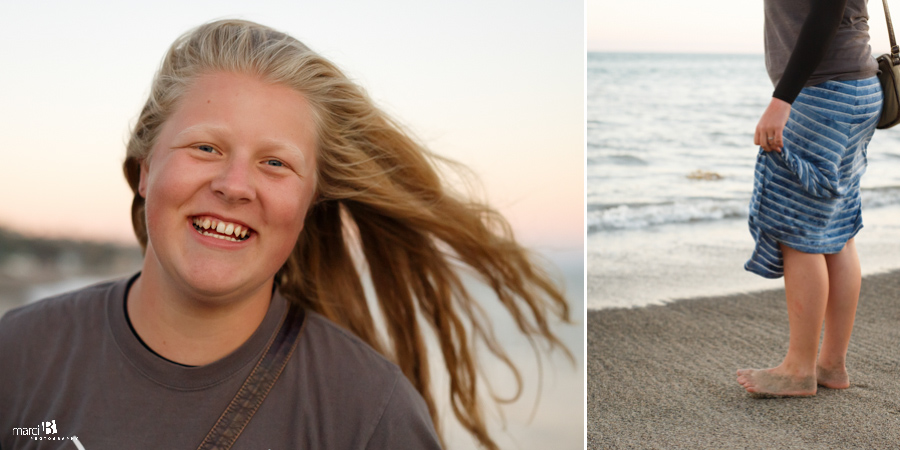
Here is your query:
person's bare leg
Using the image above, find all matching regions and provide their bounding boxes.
[737,244,827,396]
[816,238,860,389]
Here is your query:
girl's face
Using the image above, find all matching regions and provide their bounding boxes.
[138,71,317,299]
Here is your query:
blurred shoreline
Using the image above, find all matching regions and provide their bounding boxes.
[589,203,900,310]
[0,227,143,316]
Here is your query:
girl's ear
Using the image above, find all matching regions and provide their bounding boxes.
[138,160,149,198]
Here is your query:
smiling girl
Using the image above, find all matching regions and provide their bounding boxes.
[0,20,571,450]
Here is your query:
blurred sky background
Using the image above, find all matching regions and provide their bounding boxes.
[0,0,583,254]
[587,0,895,55]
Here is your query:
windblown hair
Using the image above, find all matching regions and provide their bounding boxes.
[123,19,571,449]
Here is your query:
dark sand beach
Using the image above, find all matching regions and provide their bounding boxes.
[587,270,900,449]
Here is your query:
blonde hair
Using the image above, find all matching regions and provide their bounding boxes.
[123,19,571,449]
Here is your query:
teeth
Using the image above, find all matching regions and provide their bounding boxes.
[192,216,251,241]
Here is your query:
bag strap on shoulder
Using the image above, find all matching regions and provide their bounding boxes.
[883,0,900,63]
[196,302,307,450]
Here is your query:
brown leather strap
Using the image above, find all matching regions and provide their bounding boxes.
[196,302,306,450]
[884,0,900,63]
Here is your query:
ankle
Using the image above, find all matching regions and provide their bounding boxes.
[816,358,846,370]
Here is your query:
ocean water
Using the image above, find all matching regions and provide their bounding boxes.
[588,52,900,309]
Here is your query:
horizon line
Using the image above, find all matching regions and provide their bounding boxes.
[586,49,764,57]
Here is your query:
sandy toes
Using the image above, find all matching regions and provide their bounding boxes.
[816,365,850,389]
[736,368,817,397]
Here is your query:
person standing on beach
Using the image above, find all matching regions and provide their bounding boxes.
[738,0,881,396]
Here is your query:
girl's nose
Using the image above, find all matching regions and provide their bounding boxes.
[210,160,256,203]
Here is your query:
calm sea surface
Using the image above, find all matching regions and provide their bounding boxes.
[588,52,900,309]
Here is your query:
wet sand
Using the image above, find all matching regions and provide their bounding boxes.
[587,270,900,449]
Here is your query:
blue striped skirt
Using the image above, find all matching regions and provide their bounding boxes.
[745,76,882,279]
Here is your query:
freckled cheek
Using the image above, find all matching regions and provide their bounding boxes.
[269,185,315,239]
[144,163,204,234]
[288,193,315,228]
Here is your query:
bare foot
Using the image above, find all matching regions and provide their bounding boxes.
[736,368,817,397]
[816,364,850,389]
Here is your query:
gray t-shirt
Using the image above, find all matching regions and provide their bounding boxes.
[0,275,441,449]
[764,0,879,88]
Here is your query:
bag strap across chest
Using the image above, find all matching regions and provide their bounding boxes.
[196,302,307,450]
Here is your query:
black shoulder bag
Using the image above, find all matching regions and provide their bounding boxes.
[877,0,900,128]
[196,302,306,450]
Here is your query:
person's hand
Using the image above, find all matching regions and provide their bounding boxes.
[754,97,792,153]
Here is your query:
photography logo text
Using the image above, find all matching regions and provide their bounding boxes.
[12,420,79,442]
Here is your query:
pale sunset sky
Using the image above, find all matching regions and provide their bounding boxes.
[0,0,583,251]
[588,0,894,55]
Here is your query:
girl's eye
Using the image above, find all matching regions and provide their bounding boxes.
[266,160,284,167]
[197,145,216,153]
